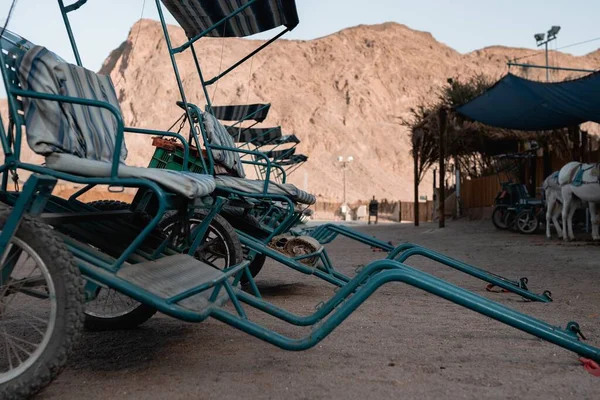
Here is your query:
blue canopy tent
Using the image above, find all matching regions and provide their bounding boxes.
[456,72,600,131]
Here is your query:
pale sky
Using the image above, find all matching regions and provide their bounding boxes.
[2,0,600,71]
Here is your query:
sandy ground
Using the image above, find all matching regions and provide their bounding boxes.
[38,220,600,399]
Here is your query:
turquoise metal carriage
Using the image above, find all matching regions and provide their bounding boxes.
[149,0,554,299]
[213,104,305,182]
[2,1,600,398]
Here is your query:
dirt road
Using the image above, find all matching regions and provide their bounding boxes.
[39,220,600,399]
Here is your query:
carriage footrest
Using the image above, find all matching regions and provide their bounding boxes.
[117,254,230,312]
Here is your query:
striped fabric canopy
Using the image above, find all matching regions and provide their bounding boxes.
[278,154,307,166]
[161,0,300,38]
[266,147,296,159]
[228,126,282,144]
[211,104,271,122]
[271,134,300,145]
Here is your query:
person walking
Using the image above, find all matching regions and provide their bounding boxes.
[368,196,379,225]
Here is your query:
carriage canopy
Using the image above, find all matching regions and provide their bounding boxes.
[278,154,307,166]
[271,134,300,145]
[266,147,296,159]
[211,104,271,122]
[457,72,600,131]
[227,126,282,144]
[161,0,300,39]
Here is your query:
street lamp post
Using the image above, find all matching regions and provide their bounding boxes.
[338,156,354,205]
[534,25,561,82]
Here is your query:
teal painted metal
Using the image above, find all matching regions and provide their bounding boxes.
[4,7,600,382]
[213,261,600,357]
[0,175,54,285]
[154,0,201,149]
[0,175,56,257]
[190,45,213,113]
[57,0,86,66]
[187,197,226,256]
[0,31,216,275]
[10,88,125,178]
[389,243,552,302]
[298,223,552,302]
[204,29,289,86]
[73,248,600,361]
[240,159,287,183]
[125,127,191,171]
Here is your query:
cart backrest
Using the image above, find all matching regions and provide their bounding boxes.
[1,32,128,162]
[202,112,245,178]
[1,29,39,129]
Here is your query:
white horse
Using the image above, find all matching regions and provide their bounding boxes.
[558,161,600,241]
[542,171,583,239]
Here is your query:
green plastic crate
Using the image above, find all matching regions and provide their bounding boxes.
[148,146,205,173]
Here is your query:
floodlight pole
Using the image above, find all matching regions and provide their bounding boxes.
[535,26,561,82]
[544,41,549,81]
[338,156,353,205]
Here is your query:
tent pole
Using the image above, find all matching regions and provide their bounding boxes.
[413,140,419,227]
[438,108,447,229]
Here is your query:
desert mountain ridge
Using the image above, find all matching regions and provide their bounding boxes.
[3,20,600,202]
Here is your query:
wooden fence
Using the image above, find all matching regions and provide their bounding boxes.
[460,175,502,209]
[399,201,435,223]
[313,200,434,222]
[461,150,600,211]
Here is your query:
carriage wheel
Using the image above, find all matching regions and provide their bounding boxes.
[83,201,157,331]
[516,210,540,235]
[160,209,243,272]
[0,213,84,399]
[503,210,518,232]
[492,206,508,230]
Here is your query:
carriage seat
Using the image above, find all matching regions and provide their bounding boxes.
[17,45,215,199]
[214,175,316,205]
[202,112,316,205]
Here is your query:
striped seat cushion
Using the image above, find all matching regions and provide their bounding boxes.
[18,46,216,199]
[202,112,246,178]
[18,46,127,162]
[46,153,216,199]
[215,175,316,205]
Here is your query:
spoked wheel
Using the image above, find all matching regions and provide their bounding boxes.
[0,214,84,399]
[83,201,157,331]
[83,286,155,331]
[516,210,540,234]
[492,206,508,230]
[160,209,243,272]
[220,209,269,282]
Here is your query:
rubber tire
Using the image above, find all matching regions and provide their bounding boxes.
[85,200,150,227]
[0,212,85,399]
[84,201,157,331]
[504,210,518,232]
[516,210,540,235]
[218,208,268,281]
[492,206,508,230]
[244,252,267,282]
[160,209,243,270]
[241,215,267,281]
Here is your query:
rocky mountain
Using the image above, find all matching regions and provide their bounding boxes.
[4,20,600,202]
